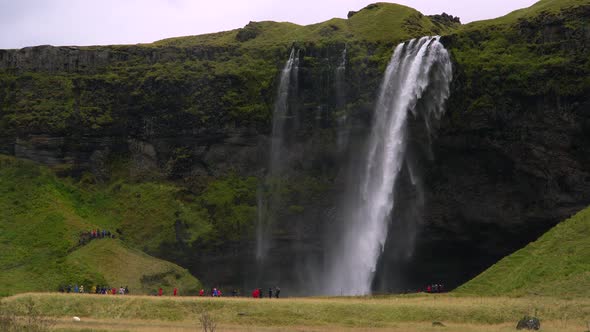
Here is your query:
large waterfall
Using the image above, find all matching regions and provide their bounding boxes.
[324,36,452,295]
[256,48,299,262]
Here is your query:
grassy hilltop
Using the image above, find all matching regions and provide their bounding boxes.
[155,2,458,47]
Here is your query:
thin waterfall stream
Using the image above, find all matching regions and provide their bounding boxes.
[256,48,299,263]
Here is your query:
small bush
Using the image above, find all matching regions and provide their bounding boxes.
[0,298,55,332]
[199,311,217,332]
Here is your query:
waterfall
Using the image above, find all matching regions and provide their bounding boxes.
[256,48,299,262]
[335,46,348,152]
[324,36,452,295]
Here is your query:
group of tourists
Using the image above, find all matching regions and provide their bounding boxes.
[252,287,281,298]
[425,284,445,293]
[59,284,129,295]
[155,288,179,296]
[78,229,117,246]
[198,288,223,297]
[191,286,281,298]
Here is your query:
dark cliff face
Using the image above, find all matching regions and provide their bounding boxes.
[1,4,589,292]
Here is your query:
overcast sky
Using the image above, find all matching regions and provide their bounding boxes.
[0,0,538,49]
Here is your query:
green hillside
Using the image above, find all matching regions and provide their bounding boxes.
[456,206,590,297]
[154,3,457,48]
[0,155,212,296]
[463,0,589,28]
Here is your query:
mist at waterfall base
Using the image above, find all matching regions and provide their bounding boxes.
[254,37,452,296]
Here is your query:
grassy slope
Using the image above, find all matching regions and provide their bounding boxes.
[66,239,201,295]
[0,155,203,296]
[456,206,590,297]
[463,0,589,28]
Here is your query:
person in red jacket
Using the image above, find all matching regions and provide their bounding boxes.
[158,287,163,296]
[173,288,178,296]
[199,289,205,296]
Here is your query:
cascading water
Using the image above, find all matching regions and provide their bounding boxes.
[335,46,349,152]
[323,36,452,295]
[256,48,299,262]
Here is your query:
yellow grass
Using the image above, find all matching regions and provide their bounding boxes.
[3,293,590,331]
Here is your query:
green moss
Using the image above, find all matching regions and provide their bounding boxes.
[0,155,206,295]
[200,175,258,242]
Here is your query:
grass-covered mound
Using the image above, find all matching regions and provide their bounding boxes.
[456,206,590,297]
[66,239,201,296]
[0,155,208,296]
[155,2,458,47]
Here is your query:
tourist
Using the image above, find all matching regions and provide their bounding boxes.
[268,287,273,298]
[275,286,281,298]
[74,284,79,293]
[158,288,163,296]
[125,286,129,294]
[174,288,178,296]
[79,285,84,293]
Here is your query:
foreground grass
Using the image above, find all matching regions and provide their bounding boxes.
[2,293,590,331]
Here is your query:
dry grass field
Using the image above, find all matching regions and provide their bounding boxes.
[2,293,590,331]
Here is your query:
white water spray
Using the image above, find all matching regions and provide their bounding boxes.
[256,48,299,262]
[324,36,452,295]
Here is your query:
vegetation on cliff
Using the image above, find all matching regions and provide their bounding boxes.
[445,0,589,116]
[0,155,255,295]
